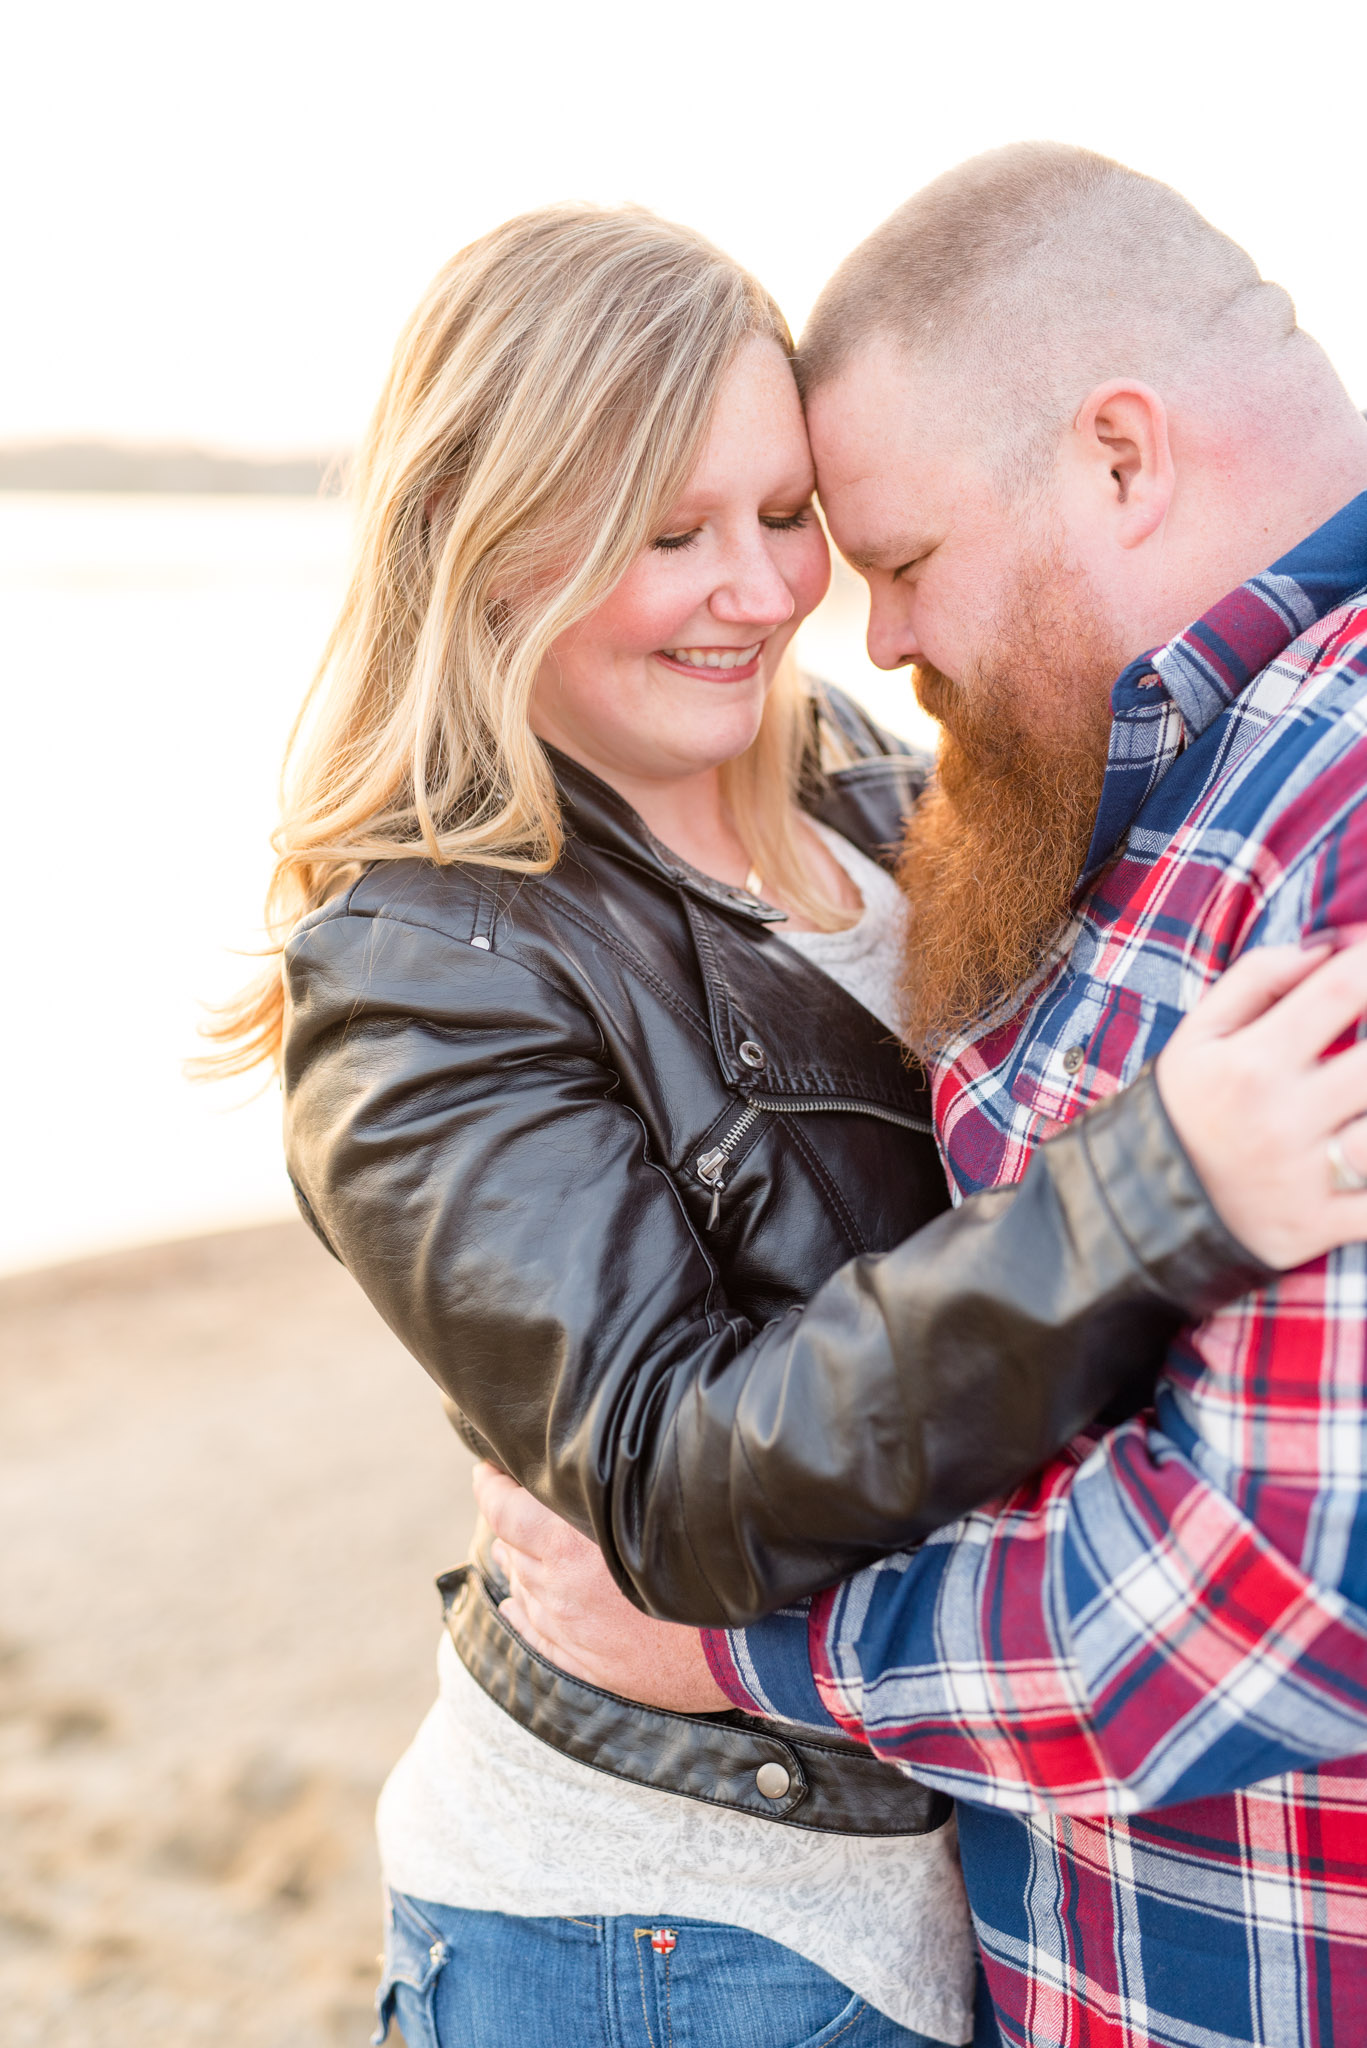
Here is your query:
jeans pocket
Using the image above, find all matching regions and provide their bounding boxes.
[789,1987,868,2047]
[373,1889,452,2048]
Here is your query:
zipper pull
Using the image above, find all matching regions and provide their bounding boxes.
[697,1146,727,1231]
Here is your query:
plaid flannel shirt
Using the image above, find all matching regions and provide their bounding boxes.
[704,494,1367,2048]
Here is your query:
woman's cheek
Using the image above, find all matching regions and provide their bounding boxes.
[790,525,832,624]
[601,566,701,661]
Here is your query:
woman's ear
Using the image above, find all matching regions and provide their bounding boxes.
[1072,380,1174,548]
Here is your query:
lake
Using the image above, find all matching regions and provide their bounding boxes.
[1,492,928,1275]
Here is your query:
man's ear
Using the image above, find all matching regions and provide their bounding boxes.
[1072,380,1173,547]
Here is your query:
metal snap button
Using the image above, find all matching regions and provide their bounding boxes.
[755,1761,791,1800]
[738,1040,766,1069]
[470,936,491,951]
[1062,1044,1085,1074]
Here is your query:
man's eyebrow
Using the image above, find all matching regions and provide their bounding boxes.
[841,534,935,573]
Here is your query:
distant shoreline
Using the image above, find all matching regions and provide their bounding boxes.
[0,440,348,496]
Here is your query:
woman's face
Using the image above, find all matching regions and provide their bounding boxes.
[530,335,830,788]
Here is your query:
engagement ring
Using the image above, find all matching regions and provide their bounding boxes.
[1328,1131,1367,1194]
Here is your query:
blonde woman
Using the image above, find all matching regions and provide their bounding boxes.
[216,208,1366,2048]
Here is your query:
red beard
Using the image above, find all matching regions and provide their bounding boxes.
[897,547,1122,1052]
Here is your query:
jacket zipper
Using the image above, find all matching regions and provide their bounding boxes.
[696,1104,763,1228]
[695,1097,933,1230]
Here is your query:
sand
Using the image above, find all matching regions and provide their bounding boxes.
[0,1220,476,2046]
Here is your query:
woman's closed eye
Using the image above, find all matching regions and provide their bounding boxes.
[760,504,814,535]
[651,505,812,553]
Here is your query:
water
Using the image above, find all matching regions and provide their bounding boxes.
[1,492,928,1275]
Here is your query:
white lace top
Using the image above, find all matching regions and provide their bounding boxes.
[376,828,976,2045]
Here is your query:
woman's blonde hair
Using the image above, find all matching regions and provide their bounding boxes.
[209,203,849,1075]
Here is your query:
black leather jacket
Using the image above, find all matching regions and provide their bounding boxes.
[283,690,1264,1647]
[283,690,1266,1834]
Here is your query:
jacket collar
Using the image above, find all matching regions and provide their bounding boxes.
[548,747,788,927]
[548,731,919,928]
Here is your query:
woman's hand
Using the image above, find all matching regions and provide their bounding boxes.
[1155,936,1367,1269]
[471,1463,731,1713]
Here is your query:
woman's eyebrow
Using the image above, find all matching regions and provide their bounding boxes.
[665,478,817,520]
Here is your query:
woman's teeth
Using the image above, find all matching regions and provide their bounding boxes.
[662,644,761,670]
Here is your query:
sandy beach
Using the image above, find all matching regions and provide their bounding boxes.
[1,1220,474,2046]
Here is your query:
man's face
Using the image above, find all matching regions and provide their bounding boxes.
[807,335,1126,1049]
[805,334,1055,690]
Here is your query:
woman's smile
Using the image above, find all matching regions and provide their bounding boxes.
[653,640,764,680]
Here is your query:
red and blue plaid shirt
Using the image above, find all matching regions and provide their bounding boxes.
[705,495,1367,2048]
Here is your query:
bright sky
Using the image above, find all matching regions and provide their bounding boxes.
[8,0,1367,454]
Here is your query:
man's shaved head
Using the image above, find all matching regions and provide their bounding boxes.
[799,142,1306,486]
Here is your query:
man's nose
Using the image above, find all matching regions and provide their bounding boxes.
[865,589,921,672]
[709,541,797,628]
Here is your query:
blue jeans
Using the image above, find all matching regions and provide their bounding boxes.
[375,1890,1001,2048]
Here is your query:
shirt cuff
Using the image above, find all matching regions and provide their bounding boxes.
[700,1603,842,1730]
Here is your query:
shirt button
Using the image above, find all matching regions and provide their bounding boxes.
[755,1761,791,1800]
[738,1040,767,1069]
[1062,1044,1086,1074]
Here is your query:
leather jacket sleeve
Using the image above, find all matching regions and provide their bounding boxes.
[284,906,1270,1628]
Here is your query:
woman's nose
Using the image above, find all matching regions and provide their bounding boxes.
[708,540,797,628]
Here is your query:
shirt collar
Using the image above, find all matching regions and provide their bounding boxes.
[1080,489,1367,885]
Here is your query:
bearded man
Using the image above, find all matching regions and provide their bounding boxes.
[481,145,1367,2048]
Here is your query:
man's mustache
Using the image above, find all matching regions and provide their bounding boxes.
[912,662,997,760]
[912,662,985,744]
[912,663,956,724]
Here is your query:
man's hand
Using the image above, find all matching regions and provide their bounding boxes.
[471,1463,732,1713]
[1155,935,1367,1268]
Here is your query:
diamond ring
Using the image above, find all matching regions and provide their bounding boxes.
[1328,1131,1367,1194]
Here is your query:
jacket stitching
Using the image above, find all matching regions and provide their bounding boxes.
[667,1399,733,1614]
[540,893,715,1044]
[1077,1106,1168,1301]
[293,908,620,1079]
[470,875,498,948]
[549,895,711,1038]
[680,896,746,1066]
[780,1116,868,1256]
[610,1097,729,1334]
